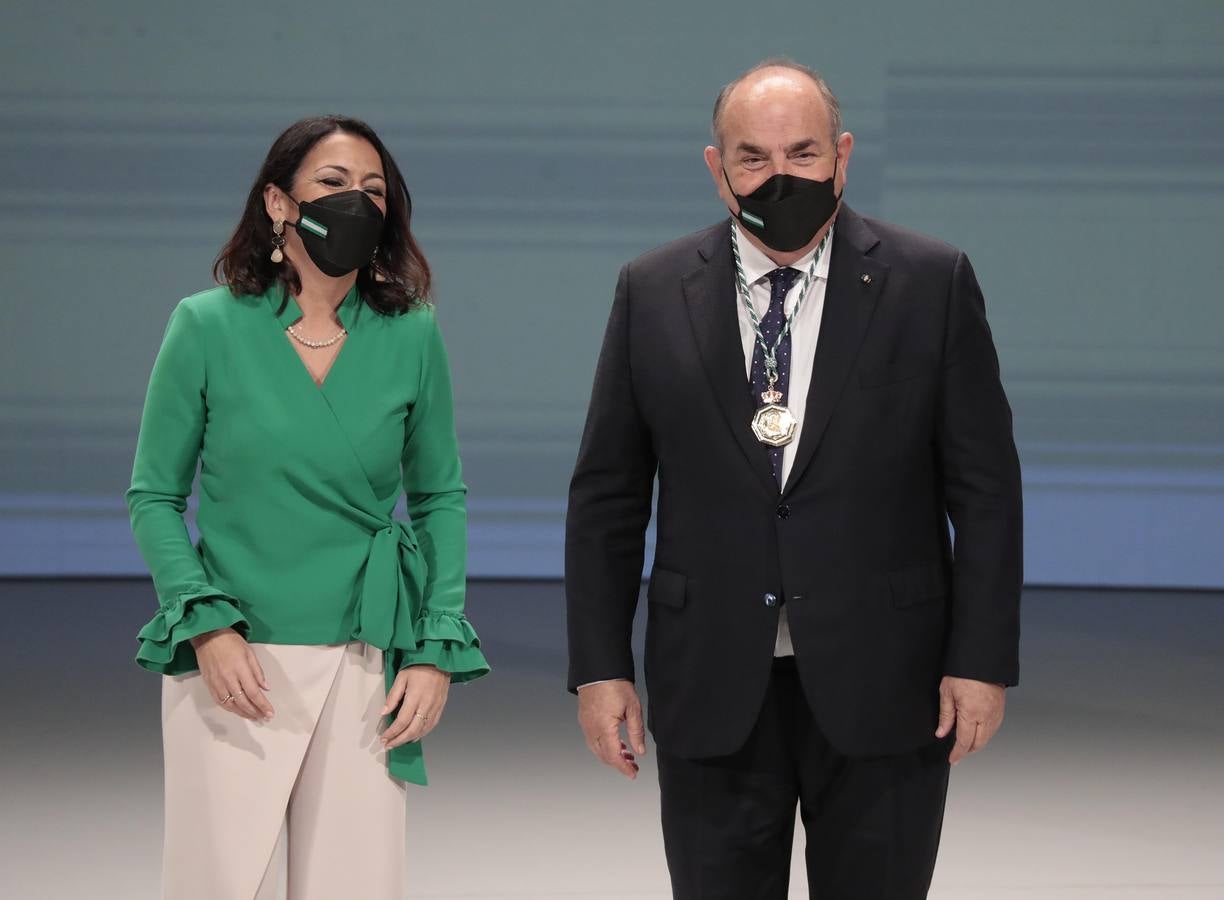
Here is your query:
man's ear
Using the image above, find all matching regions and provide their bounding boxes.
[834,132,854,193]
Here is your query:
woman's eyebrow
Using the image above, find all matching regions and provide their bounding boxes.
[314,164,384,181]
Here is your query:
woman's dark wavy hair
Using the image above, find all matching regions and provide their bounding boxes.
[214,115,430,314]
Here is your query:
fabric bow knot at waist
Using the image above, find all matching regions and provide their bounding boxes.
[352,519,426,653]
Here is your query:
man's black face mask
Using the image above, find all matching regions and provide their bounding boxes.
[724,158,840,253]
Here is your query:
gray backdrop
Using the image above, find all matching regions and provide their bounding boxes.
[2,0,1222,586]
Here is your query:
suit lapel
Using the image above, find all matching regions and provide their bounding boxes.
[783,207,887,496]
[682,222,779,498]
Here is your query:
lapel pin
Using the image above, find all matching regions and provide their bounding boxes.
[860,273,872,285]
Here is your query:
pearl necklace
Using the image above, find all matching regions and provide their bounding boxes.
[286,323,347,349]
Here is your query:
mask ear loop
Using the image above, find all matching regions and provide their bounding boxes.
[721,164,739,201]
[281,192,304,233]
[722,165,749,224]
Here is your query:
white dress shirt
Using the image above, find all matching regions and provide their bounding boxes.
[732,221,834,656]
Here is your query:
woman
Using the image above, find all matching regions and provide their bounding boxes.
[127,115,489,899]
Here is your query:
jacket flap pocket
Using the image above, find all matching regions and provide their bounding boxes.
[647,567,687,609]
[888,562,949,608]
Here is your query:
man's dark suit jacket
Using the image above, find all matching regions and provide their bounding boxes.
[566,206,1022,761]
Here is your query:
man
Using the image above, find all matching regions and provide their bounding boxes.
[566,58,1022,899]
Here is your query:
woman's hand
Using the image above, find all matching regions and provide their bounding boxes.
[380,664,450,750]
[190,628,274,721]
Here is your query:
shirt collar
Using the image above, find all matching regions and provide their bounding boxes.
[266,282,361,330]
[732,221,834,287]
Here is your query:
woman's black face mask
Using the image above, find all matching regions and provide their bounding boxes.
[288,189,385,277]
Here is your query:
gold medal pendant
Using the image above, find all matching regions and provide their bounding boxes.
[751,386,797,447]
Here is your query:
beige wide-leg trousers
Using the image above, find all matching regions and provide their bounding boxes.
[161,641,407,900]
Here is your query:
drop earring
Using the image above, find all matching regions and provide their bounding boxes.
[270,220,286,263]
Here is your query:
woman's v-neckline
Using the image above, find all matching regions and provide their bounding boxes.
[272,285,359,393]
[285,330,347,390]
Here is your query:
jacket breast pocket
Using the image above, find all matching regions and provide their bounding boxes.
[647,567,687,610]
[858,358,933,389]
[888,562,949,608]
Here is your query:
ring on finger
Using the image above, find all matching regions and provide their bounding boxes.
[413,713,430,721]
[221,694,235,704]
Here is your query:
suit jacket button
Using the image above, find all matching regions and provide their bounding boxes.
[776,504,790,519]
[764,592,778,608]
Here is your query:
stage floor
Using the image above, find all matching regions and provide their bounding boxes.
[1,580,1221,899]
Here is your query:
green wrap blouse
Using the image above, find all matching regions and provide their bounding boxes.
[127,283,489,785]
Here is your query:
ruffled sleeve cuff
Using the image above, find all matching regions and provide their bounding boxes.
[135,588,249,676]
[398,610,489,683]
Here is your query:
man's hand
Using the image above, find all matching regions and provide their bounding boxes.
[935,675,1006,765]
[577,679,646,779]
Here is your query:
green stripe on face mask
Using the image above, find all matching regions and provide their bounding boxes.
[740,210,764,228]
[299,216,329,238]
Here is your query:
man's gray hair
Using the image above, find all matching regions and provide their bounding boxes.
[711,58,842,149]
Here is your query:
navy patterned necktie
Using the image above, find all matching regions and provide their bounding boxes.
[749,266,801,484]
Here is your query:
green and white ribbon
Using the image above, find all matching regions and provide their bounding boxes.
[299,215,329,238]
[730,224,834,389]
